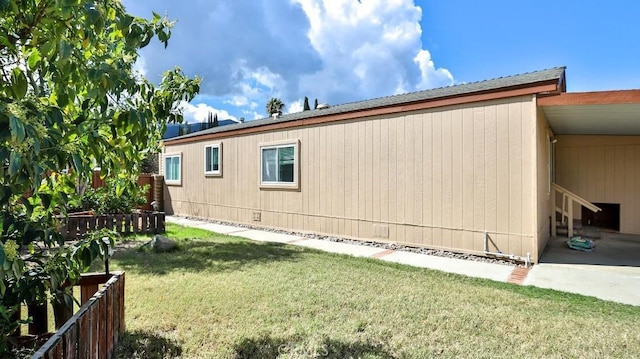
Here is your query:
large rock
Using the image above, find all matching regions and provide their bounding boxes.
[141,235,177,253]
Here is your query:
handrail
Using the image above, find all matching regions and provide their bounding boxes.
[551,183,601,238]
[551,183,601,213]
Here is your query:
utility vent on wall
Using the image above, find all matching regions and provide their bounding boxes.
[253,212,261,222]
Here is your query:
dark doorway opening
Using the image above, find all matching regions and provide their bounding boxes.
[582,203,620,231]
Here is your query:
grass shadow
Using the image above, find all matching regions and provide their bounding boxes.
[233,334,398,359]
[114,330,183,359]
[112,238,304,275]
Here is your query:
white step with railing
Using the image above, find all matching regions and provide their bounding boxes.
[551,183,601,238]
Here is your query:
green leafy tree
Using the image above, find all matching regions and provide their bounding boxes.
[0,0,199,351]
[314,98,319,109]
[213,113,219,127]
[303,96,310,111]
[266,98,285,116]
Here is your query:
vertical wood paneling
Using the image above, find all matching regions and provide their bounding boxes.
[450,109,463,248]
[357,120,367,236]
[556,136,640,234]
[473,108,485,252]
[432,112,443,247]
[484,105,498,235]
[441,111,453,248]
[330,125,340,234]
[319,126,329,232]
[365,121,374,225]
[351,122,360,236]
[343,122,353,236]
[520,100,535,251]
[388,117,398,240]
[496,104,510,252]
[508,103,523,255]
[614,146,624,203]
[164,96,539,257]
[372,119,382,223]
[404,116,416,233]
[422,113,433,245]
[534,108,551,261]
[380,119,390,223]
[623,146,635,232]
[461,107,474,250]
[388,118,398,223]
[336,125,346,234]
[413,113,423,240]
[396,116,406,242]
[311,126,320,231]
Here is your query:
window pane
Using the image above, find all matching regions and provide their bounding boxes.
[173,158,180,180]
[205,147,212,172]
[278,146,294,183]
[262,148,277,182]
[166,157,180,181]
[212,147,219,171]
[165,157,174,180]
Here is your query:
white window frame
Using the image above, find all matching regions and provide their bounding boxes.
[204,143,222,176]
[259,140,300,190]
[164,153,182,186]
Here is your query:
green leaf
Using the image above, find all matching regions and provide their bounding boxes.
[8,151,20,176]
[10,67,27,99]
[72,154,82,172]
[0,246,5,266]
[27,48,42,69]
[40,193,52,209]
[21,197,34,215]
[9,115,25,142]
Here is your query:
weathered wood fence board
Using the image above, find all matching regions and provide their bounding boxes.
[59,212,165,239]
[31,272,126,359]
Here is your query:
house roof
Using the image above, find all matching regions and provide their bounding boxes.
[163,119,239,139]
[165,66,566,145]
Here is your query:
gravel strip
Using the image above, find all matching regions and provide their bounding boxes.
[175,215,523,267]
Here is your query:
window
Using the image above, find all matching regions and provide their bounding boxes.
[204,143,222,176]
[260,140,299,189]
[164,154,181,185]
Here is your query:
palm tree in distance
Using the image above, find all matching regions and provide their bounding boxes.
[266,97,285,116]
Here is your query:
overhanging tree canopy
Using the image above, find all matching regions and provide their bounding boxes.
[0,0,200,349]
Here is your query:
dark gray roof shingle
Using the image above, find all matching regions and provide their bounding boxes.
[168,67,565,142]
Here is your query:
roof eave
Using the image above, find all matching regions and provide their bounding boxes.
[165,74,564,146]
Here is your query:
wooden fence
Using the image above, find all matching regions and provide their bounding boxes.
[31,272,126,358]
[59,212,165,240]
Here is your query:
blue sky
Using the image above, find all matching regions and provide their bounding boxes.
[122,0,640,123]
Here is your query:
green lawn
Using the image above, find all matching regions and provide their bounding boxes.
[111,224,640,358]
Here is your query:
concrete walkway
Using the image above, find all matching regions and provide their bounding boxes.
[166,216,640,306]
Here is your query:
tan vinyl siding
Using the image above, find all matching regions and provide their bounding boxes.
[555,135,640,234]
[163,96,538,259]
[535,105,552,262]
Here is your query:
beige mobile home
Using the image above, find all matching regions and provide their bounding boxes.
[161,67,640,264]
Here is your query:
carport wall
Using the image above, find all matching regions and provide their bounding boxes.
[161,95,543,262]
[555,135,640,234]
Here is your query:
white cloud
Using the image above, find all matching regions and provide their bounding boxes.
[178,101,238,123]
[414,50,454,89]
[132,55,147,79]
[224,96,250,107]
[288,100,304,114]
[123,0,453,120]
[294,0,454,103]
